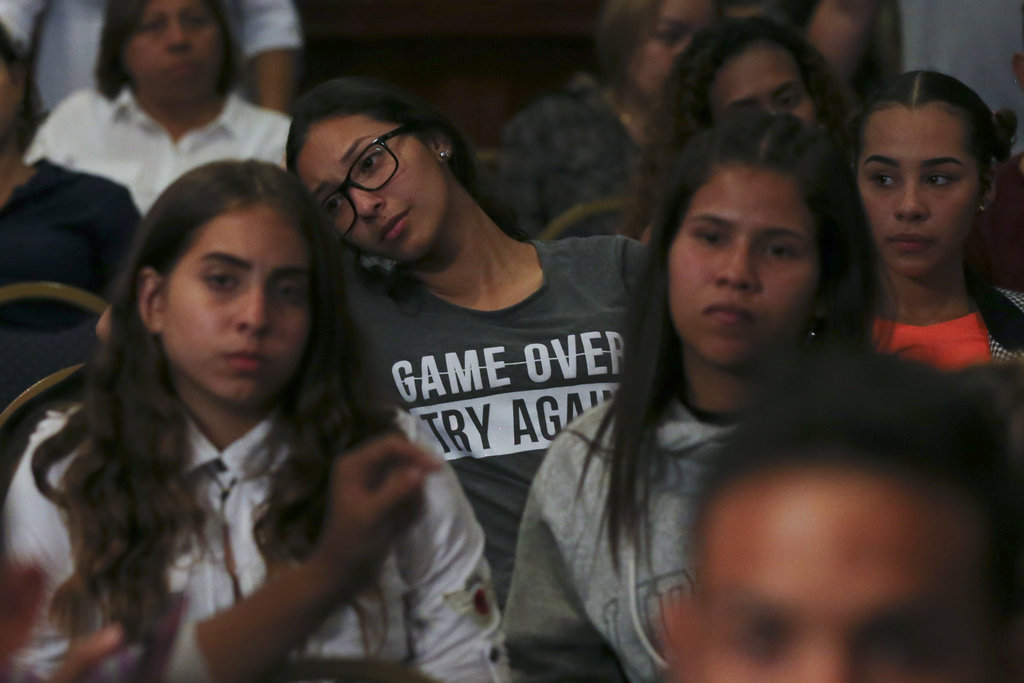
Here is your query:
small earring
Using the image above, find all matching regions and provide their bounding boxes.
[439,150,451,160]
[977,201,988,213]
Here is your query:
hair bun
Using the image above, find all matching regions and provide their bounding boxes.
[993,108,1017,162]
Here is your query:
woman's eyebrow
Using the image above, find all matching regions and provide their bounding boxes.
[921,157,964,167]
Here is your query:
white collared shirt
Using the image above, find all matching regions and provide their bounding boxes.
[4,410,508,682]
[0,0,302,111]
[26,89,291,212]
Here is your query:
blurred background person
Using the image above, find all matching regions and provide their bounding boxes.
[499,0,716,238]
[0,0,300,113]
[0,22,137,330]
[26,0,290,213]
[665,351,1024,682]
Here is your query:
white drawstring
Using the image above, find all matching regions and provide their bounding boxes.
[626,552,669,671]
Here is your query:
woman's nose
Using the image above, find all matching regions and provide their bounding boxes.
[715,244,760,292]
[895,183,928,222]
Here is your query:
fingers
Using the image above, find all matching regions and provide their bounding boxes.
[334,432,439,494]
[312,433,440,591]
[0,563,45,662]
[47,624,123,683]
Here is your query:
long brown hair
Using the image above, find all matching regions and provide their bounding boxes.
[32,160,393,637]
[595,113,876,564]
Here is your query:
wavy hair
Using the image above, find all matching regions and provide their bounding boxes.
[595,112,876,563]
[32,160,393,637]
[624,16,850,238]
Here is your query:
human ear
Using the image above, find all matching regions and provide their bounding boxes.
[1013,54,1024,95]
[136,266,167,335]
[980,167,997,213]
[427,133,453,161]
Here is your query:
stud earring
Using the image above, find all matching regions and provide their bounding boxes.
[439,150,451,160]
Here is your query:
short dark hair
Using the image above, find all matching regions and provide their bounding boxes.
[696,350,1024,622]
[95,0,237,100]
[0,21,40,151]
[853,70,1016,195]
[598,112,877,562]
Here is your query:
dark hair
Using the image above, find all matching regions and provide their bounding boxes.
[625,16,850,238]
[597,112,876,562]
[594,0,665,95]
[695,350,1024,622]
[853,70,1016,195]
[32,160,393,637]
[286,76,517,238]
[95,0,237,100]
[0,22,40,151]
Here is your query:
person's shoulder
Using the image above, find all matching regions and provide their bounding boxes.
[503,73,609,134]
[538,234,647,278]
[227,94,290,129]
[995,287,1024,312]
[44,89,109,120]
[33,160,135,201]
[536,402,613,480]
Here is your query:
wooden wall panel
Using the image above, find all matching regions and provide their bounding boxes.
[296,1,601,148]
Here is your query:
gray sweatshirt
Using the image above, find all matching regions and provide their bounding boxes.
[504,401,732,682]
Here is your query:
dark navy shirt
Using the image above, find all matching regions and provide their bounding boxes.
[0,160,139,327]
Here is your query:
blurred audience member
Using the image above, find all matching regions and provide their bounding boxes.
[0,22,137,329]
[0,0,300,113]
[26,0,290,213]
[499,0,716,238]
[665,351,1024,683]
[625,16,849,239]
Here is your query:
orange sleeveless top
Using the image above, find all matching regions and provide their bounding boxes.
[874,313,991,370]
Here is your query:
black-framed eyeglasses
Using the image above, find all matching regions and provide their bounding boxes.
[321,124,417,236]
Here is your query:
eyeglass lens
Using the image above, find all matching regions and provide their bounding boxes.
[336,142,399,233]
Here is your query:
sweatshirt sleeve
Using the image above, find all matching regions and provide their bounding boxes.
[504,433,628,683]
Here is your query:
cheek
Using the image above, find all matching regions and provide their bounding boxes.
[666,240,704,330]
[629,43,669,94]
[775,265,821,327]
[796,99,818,127]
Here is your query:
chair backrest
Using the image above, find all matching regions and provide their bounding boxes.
[0,364,84,506]
[0,281,105,411]
[271,658,440,683]
[539,196,628,240]
[0,281,108,315]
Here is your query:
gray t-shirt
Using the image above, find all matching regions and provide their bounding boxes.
[346,235,646,602]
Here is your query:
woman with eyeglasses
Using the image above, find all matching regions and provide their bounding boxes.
[286,77,646,605]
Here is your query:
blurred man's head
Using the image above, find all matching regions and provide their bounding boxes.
[666,352,1024,682]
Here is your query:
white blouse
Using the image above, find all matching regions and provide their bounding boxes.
[27,89,290,212]
[3,410,508,682]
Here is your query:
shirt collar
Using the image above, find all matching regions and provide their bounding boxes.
[185,415,278,479]
[110,87,240,138]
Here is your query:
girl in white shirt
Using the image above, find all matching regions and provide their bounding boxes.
[3,159,506,682]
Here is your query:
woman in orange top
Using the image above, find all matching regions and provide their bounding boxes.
[855,70,1024,369]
